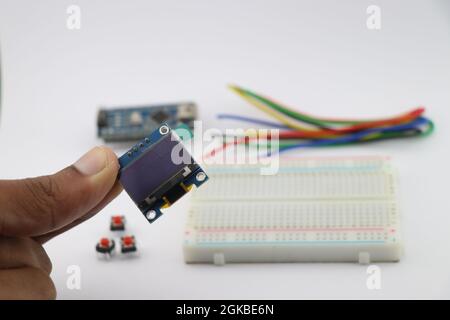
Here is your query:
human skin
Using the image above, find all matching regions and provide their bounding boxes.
[0,146,122,299]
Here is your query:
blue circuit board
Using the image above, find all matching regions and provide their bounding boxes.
[97,102,197,142]
[118,123,208,223]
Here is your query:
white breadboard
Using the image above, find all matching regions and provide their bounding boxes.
[183,157,402,265]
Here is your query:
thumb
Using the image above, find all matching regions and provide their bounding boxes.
[0,146,120,237]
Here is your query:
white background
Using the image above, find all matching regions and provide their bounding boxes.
[0,0,449,299]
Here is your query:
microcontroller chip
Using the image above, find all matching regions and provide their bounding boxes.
[151,110,169,123]
[118,124,208,223]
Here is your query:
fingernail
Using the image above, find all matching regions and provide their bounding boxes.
[74,147,109,176]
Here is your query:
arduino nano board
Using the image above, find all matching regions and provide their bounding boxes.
[97,103,197,142]
[118,123,208,223]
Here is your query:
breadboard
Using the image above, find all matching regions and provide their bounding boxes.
[183,157,402,264]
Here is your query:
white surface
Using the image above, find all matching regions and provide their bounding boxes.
[184,158,401,264]
[0,0,449,299]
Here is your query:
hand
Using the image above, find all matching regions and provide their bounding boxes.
[0,147,122,299]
